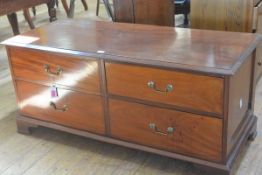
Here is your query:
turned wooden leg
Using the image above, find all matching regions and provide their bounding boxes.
[68,0,75,18]
[96,0,100,16]
[23,9,35,29]
[56,0,59,7]
[61,0,70,17]
[7,13,20,35]
[16,118,38,134]
[32,7,36,16]
[194,164,231,175]
[81,0,88,11]
[47,0,57,22]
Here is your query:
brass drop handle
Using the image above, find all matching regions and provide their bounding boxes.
[147,81,173,93]
[258,61,262,66]
[44,64,63,77]
[50,102,68,112]
[149,123,175,136]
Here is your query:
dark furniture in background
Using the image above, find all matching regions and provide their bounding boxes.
[6,8,36,35]
[0,0,56,35]
[22,9,35,30]
[191,0,260,32]
[64,0,114,19]
[96,0,114,19]
[62,0,88,18]
[191,0,262,92]
[3,19,261,175]
[113,0,174,26]
[175,0,190,25]
[30,0,88,19]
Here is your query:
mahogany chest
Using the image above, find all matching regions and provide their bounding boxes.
[2,20,262,175]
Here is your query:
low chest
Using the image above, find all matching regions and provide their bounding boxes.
[3,20,262,175]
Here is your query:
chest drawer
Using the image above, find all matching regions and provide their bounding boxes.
[16,81,105,134]
[9,47,101,94]
[109,99,222,162]
[106,63,224,114]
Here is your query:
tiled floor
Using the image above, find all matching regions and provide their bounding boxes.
[0,1,261,175]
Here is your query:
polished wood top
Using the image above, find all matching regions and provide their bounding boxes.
[2,20,262,75]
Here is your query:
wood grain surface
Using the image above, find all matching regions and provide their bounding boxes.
[113,0,174,26]
[133,0,174,26]
[106,62,224,115]
[226,56,253,156]
[191,0,254,32]
[113,0,135,23]
[9,47,101,94]
[109,99,222,162]
[0,0,52,15]
[15,80,105,134]
[2,20,261,75]
[0,3,262,175]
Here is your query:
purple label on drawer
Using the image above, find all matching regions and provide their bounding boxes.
[51,86,58,98]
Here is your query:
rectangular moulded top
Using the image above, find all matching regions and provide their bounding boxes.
[2,19,262,75]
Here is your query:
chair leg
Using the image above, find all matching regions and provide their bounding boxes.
[61,0,70,17]
[96,0,100,16]
[56,0,59,7]
[103,0,114,20]
[184,1,190,25]
[81,0,88,11]
[23,9,35,29]
[68,0,75,18]
[32,7,36,16]
[47,0,57,22]
[184,13,189,25]
[7,13,20,35]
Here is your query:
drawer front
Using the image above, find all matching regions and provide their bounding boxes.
[106,63,224,114]
[16,81,105,134]
[9,47,100,93]
[109,99,222,162]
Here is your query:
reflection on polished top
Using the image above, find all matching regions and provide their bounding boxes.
[2,19,262,75]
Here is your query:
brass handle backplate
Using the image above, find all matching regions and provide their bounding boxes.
[44,64,63,77]
[149,123,175,136]
[258,61,262,66]
[147,81,173,93]
[50,102,68,112]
